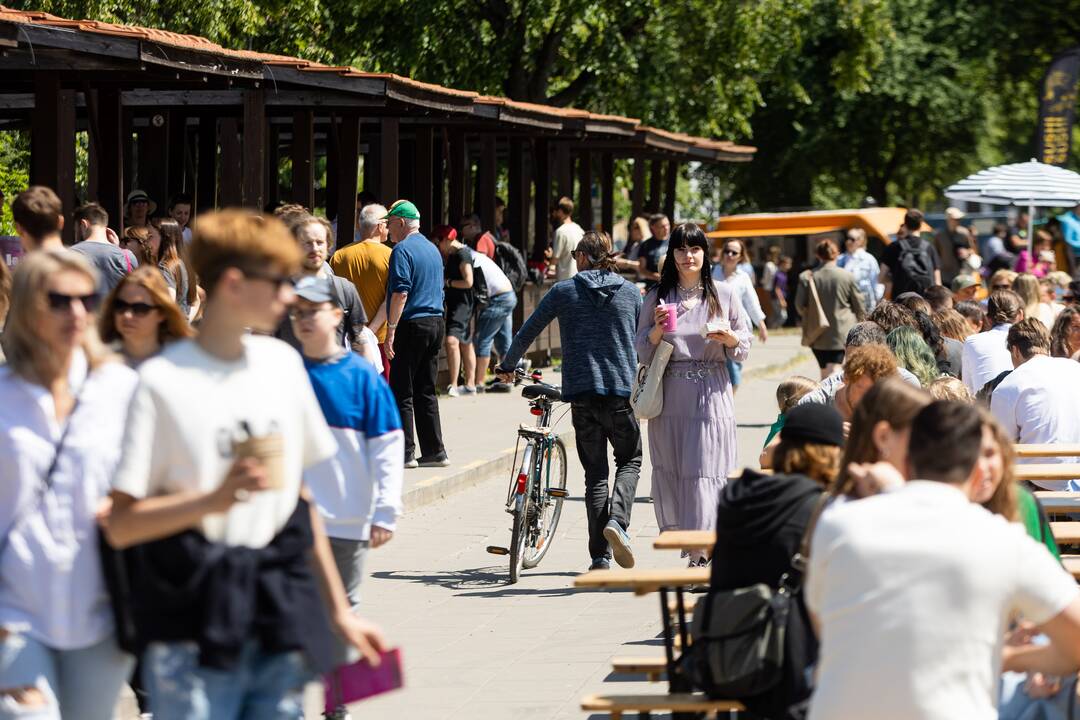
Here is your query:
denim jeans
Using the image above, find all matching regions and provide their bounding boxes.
[570,395,643,560]
[473,291,517,359]
[142,640,313,720]
[0,633,133,720]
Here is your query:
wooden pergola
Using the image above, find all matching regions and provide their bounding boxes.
[0,7,754,257]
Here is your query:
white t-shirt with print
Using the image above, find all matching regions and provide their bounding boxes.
[113,336,336,548]
[806,480,1078,720]
[552,221,584,281]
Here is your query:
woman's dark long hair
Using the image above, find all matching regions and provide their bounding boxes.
[155,218,198,307]
[655,223,720,316]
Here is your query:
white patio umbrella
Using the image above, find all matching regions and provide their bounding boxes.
[944,159,1080,251]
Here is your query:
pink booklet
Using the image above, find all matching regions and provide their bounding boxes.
[323,648,404,713]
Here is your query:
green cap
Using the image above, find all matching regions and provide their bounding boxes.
[383,200,420,220]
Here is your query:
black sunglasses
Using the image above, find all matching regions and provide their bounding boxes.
[47,291,97,312]
[722,249,740,257]
[114,299,159,317]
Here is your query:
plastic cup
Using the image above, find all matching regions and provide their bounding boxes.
[661,303,677,332]
[232,433,285,489]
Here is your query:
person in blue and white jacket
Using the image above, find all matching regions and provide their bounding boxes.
[290,276,404,609]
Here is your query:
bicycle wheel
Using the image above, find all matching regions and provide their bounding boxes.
[522,437,568,569]
[508,490,530,584]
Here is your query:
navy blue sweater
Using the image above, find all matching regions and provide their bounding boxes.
[499,270,641,400]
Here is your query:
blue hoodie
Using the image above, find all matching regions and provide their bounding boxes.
[499,269,642,400]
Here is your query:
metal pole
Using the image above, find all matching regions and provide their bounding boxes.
[1028,203,1035,254]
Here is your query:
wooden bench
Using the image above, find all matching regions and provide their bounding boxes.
[1034,492,1080,514]
[654,531,715,552]
[581,692,744,719]
[610,657,667,682]
[1063,555,1080,580]
[575,567,710,595]
[1015,464,1080,482]
[1016,444,1080,458]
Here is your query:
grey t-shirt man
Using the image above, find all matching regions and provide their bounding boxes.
[70,241,139,300]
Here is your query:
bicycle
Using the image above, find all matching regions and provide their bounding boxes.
[486,369,569,583]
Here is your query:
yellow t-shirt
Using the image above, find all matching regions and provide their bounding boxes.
[330,241,392,342]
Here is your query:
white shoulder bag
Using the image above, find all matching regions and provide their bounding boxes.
[630,339,674,420]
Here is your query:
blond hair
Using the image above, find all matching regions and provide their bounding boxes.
[2,250,112,382]
[928,376,973,403]
[190,210,301,296]
[776,376,818,413]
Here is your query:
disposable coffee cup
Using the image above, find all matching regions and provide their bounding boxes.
[232,433,285,489]
[661,303,678,332]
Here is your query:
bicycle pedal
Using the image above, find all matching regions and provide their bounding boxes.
[546,488,569,498]
[486,545,510,556]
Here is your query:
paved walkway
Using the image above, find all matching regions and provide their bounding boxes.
[313,334,816,718]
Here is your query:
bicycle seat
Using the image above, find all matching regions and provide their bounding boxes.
[522,384,562,402]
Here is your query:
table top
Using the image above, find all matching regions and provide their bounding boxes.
[573,567,710,593]
[1015,464,1080,481]
[1016,444,1080,458]
[1034,492,1080,513]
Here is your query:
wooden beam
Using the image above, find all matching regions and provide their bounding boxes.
[30,73,75,244]
[242,90,266,209]
[433,133,445,226]
[600,152,614,235]
[219,117,242,207]
[196,115,217,214]
[448,128,466,225]
[532,138,551,260]
[479,134,497,233]
[664,160,678,221]
[577,150,593,231]
[334,113,361,250]
[414,126,434,234]
[94,88,124,230]
[380,117,399,203]
[647,159,662,214]
[290,111,315,209]
[326,119,340,222]
[508,137,528,329]
[631,154,646,219]
[167,110,188,201]
[555,142,573,199]
[138,114,169,211]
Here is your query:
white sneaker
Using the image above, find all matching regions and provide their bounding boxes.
[460,385,476,395]
[446,386,461,397]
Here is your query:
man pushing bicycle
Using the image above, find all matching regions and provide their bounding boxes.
[497,231,642,571]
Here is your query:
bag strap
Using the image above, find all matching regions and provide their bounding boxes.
[124,249,132,274]
[779,492,829,594]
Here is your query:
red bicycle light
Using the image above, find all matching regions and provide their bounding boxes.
[530,407,544,416]
[515,472,527,494]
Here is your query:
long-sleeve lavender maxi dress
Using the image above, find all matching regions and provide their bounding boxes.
[635,281,751,540]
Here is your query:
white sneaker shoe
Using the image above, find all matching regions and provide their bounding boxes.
[446,386,461,397]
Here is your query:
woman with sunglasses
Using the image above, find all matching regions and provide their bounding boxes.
[711,238,767,390]
[99,266,194,368]
[0,250,138,719]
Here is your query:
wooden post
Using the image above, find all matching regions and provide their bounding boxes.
[509,138,528,328]
[555,143,573,200]
[242,90,266,209]
[139,114,169,211]
[577,150,593,230]
[265,124,280,209]
[219,118,242,208]
[533,138,551,260]
[631,154,646,219]
[448,128,466,225]
[335,114,361,250]
[648,159,663,214]
[479,134,497,233]
[167,111,188,201]
[414,126,434,233]
[380,118,399,203]
[664,160,678,222]
[196,115,217,214]
[326,118,339,222]
[290,111,314,208]
[600,152,614,235]
[433,132,446,226]
[30,73,76,243]
[93,88,124,230]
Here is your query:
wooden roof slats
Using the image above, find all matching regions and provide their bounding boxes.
[0,5,755,162]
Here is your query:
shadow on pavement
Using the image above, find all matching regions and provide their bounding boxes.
[370,567,588,598]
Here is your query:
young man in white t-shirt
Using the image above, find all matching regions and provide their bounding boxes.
[807,401,1080,720]
[105,211,385,716]
[549,196,585,281]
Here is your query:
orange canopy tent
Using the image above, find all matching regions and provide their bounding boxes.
[706,208,930,244]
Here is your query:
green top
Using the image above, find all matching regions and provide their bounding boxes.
[1017,486,1061,561]
[764,413,786,449]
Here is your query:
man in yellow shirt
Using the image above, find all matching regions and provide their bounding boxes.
[330,203,392,379]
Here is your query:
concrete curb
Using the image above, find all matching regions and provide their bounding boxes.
[402,431,577,511]
[743,350,813,381]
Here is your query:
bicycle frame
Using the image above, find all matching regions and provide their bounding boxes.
[505,396,558,512]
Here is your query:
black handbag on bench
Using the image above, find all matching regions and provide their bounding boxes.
[683,494,828,699]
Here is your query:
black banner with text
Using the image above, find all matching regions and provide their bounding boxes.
[1037,48,1080,166]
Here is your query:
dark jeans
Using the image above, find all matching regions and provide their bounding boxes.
[570,394,642,561]
[390,315,446,461]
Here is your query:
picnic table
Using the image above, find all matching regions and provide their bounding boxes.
[1034,492,1080,513]
[1015,464,1080,482]
[1016,444,1080,458]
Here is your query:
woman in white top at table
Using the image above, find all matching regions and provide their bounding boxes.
[0,251,137,720]
[711,238,766,391]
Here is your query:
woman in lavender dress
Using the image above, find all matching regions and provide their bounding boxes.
[636,224,751,565]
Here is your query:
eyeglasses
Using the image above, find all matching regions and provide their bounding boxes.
[242,269,295,290]
[113,299,158,317]
[991,284,1011,290]
[722,250,740,257]
[288,307,331,322]
[47,291,97,313]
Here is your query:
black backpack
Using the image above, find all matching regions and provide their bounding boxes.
[493,240,528,293]
[897,237,935,293]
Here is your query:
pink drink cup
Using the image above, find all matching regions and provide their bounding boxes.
[661,303,677,332]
